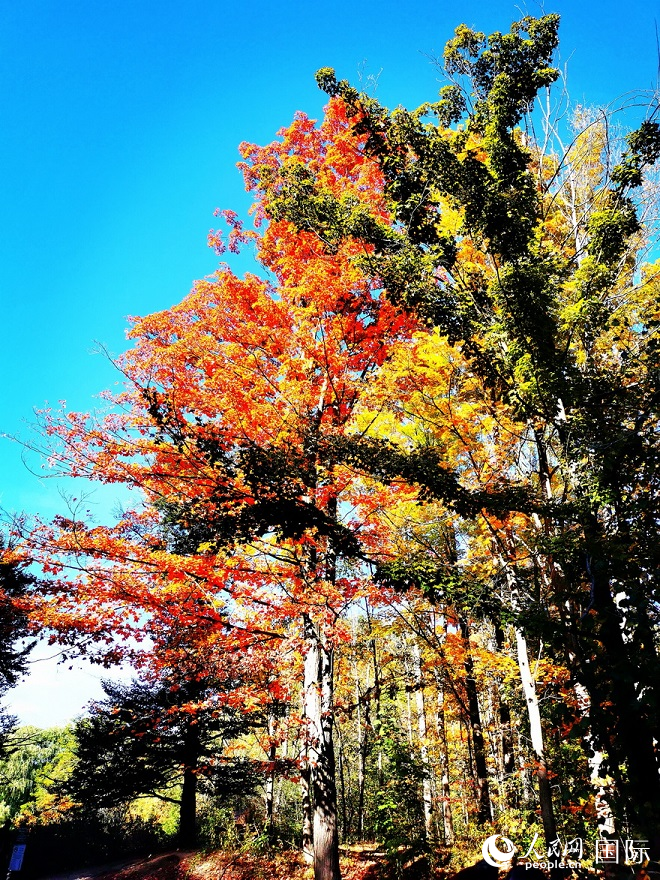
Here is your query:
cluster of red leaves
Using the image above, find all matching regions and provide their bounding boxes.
[22,95,419,721]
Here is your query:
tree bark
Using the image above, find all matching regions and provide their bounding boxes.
[514,626,557,847]
[412,642,434,841]
[539,420,660,851]
[574,684,615,835]
[265,706,277,840]
[494,624,517,808]
[337,725,348,840]
[459,617,492,824]
[301,761,314,864]
[434,673,454,846]
[354,660,367,839]
[178,723,200,848]
[577,553,660,854]
[301,681,314,864]
[304,614,341,880]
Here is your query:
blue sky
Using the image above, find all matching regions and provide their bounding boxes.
[1,0,659,724]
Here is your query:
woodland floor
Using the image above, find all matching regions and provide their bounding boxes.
[49,847,447,880]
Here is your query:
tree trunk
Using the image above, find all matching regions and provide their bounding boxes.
[301,762,314,864]
[459,617,493,824]
[337,725,348,839]
[412,642,434,841]
[304,614,341,880]
[495,529,558,847]
[579,539,660,854]
[301,684,314,864]
[434,673,454,845]
[514,626,557,847]
[573,684,615,835]
[274,712,289,827]
[494,624,517,808]
[265,707,277,840]
[538,426,660,852]
[497,694,517,805]
[179,724,199,848]
[368,618,383,787]
[355,661,367,839]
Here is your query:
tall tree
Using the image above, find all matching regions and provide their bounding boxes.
[255,14,660,849]
[25,100,413,880]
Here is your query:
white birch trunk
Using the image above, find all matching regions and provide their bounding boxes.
[412,642,434,840]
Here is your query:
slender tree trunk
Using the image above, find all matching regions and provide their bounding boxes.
[434,674,454,845]
[459,618,493,824]
[265,707,277,840]
[304,614,341,880]
[515,626,557,846]
[497,695,517,805]
[403,651,415,748]
[517,729,535,806]
[412,642,434,841]
[274,712,289,823]
[493,624,517,808]
[367,618,383,786]
[493,510,558,847]
[337,725,348,840]
[355,662,367,839]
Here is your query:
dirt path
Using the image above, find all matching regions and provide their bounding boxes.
[39,851,194,880]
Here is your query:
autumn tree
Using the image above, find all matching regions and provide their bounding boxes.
[251,13,660,851]
[24,100,415,880]
[23,12,660,863]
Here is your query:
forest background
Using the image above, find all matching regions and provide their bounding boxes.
[2,2,660,879]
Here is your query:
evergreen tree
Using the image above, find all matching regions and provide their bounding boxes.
[65,676,257,847]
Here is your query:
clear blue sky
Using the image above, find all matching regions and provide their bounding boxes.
[1,0,659,723]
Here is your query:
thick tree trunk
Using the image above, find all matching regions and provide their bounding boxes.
[538,429,660,851]
[179,726,199,849]
[574,685,615,835]
[577,554,660,854]
[301,762,314,864]
[304,615,341,880]
[301,680,314,864]
[459,618,493,824]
